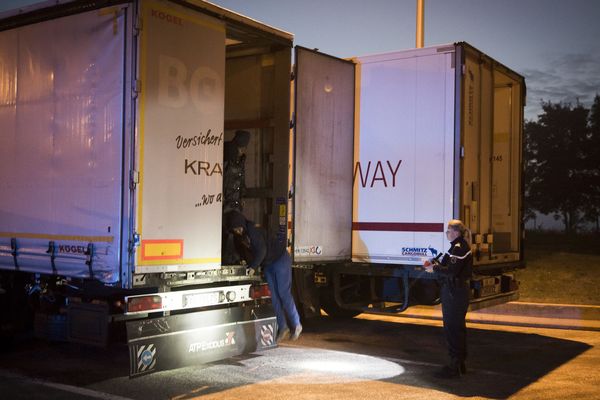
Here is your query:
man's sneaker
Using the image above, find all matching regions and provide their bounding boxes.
[290,324,302,341]
[276,327,290,342]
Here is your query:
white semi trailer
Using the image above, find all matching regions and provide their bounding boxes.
[292,44,525,318]
[0,0,294,377]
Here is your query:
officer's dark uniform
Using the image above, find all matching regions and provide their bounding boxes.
[434,235,473,376]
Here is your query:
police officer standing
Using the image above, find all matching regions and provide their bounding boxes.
[424,219,473,378]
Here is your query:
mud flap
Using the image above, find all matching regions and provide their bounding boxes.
[126,304,276,377]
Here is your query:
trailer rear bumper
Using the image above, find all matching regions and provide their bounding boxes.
[468,290,520,312]
[126,304,276,377]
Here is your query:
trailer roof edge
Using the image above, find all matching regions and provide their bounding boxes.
[183,0,293,43]
[0,0,294,46]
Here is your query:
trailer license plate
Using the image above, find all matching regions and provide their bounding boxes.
[183,292,221,308]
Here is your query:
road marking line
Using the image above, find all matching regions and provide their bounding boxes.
[361,310,600,331]
[0,369,133,400]
[171,385,209,400]
[514,301,600,309]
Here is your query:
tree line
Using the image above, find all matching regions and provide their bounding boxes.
[524,95,600,233]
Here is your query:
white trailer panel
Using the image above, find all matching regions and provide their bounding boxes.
[352,46,456,264]
[0,8,125,282]
[135,0,225,272]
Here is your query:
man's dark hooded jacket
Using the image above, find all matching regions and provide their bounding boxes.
[224,211,285,270]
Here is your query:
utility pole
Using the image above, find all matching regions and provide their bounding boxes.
[416,0,424,48]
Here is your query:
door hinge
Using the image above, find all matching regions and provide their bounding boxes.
[134,16,142,35]
[128,232,140,255]
[290,71,295,81]
[133,79,141,96]
[130,170,139,190]
[131,232,140,248]
[290,112,295,129]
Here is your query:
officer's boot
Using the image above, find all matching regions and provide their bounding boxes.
[460,360,467,375]
[435,358,462,379]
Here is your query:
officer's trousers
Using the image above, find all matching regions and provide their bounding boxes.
[440,282,470,362]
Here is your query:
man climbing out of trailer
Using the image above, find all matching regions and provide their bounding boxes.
[222,130,250,264]
[224,210,302,342]
[223,130,250,213]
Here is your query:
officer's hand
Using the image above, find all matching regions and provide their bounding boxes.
[423,260,434,273]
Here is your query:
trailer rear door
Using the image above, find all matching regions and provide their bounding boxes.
[135,0,226,273]
[351,47,456,265]
[292,47,355,263]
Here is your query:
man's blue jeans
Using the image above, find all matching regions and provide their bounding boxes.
[264,252,300,332]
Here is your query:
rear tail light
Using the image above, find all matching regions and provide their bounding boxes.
[127,295,163,313]
[250,284,271,299]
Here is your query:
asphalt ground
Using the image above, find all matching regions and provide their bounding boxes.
[1,312,599,400]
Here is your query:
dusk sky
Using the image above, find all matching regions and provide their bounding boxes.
[2,0,599,120]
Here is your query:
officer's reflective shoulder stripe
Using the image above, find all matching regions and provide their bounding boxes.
[449,250,472,260]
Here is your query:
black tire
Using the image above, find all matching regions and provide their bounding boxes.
[411,279,441,305]
[319,287,361,319]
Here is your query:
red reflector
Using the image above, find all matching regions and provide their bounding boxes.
[250,284,271,299]
[127,295,163,313]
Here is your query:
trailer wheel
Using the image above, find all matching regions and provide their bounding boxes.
[319,273,365,319]
[320,288,361,318]
[291,268,321,322]
[0,272,35,345]
[411,279,441,305]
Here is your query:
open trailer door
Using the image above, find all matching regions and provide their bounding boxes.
[292,47,355,263]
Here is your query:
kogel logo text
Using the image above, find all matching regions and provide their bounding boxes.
[151,9,183,26]
[58,245,87,254]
